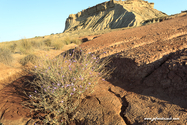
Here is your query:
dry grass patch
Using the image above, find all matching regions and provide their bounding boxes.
[18,39,34,55]
[43,39,52,47]
[49,37,82,50]
[0,46,14,66]
[8,42,17,53]
[30,40,45,49]
[51,40,65,50]
[19,54,41,66]
[70,38,82,45]
[62,37,82,45]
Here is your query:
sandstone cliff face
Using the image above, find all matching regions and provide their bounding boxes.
[64,0,167,32]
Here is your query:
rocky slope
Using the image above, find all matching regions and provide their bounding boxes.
[78,12,187,124]
[64,0,167,32]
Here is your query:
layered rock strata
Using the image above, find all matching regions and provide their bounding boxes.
[64,0,167,32]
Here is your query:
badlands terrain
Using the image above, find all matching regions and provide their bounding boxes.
[64,0,166,32]
[0,0,187,125]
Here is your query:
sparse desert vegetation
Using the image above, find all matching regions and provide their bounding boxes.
[19,54,41,66]
[21,47,114,124]
[51,39,66,50]
[0,28,114,124]
[0,35,83,67]
[19,39,35,55]
[0,46,14,66]
[8,42,17,53]
[0,8,187,125]
[0,27,136,64]
[43,39,52,47]
[30,40,45,49]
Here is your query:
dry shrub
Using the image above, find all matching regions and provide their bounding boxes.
[8,43,17,53]
[63,37,82,45]
[53,43,65,50]
[63,37,71,45]
[31,40,45,49]
[0,47,14,66]
[21,47,115,125]
[51,40,65,50]
[20,39,32,50]
[19,39,34,54]
[71,38,82,45]
[43,39,52,47]
[19,54,40,66]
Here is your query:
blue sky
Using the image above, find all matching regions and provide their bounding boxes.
[0,0,186,42]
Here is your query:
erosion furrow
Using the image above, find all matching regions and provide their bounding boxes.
[84,26,187,62]
[96,34,187,84]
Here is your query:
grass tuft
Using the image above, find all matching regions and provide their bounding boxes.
[19,39,33,54]
[62,37,82,46]
[70,38,82,45]
[31,40,45,49]
[19,54,40,66]
[51,40,65,50]
[20,39,32,50]
[63,37,71,45]
[43,39,52,47]
[21,47,115,125]
[8,43,17,53]
[0,47,14,66]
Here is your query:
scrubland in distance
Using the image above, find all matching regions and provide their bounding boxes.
[0,24,134,69]
[0,24,140,68]
[0,25,134,59]
[0,35,83,67]
[21,47,115,124]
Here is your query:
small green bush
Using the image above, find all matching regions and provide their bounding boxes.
[0,47,14,66]
[19,54,40,66]
[43,39,52,47]
[21,47,115,124]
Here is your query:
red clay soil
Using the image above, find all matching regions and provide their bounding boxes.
[79,14,187,124]
[0,13,187,125]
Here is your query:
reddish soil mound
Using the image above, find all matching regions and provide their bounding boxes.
[79,14,187,124]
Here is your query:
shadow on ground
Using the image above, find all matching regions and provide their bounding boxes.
[104,48,187,108]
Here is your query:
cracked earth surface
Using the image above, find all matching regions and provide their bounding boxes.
[0,14,187,124]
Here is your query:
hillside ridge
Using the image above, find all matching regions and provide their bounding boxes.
[64,0,167,32]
